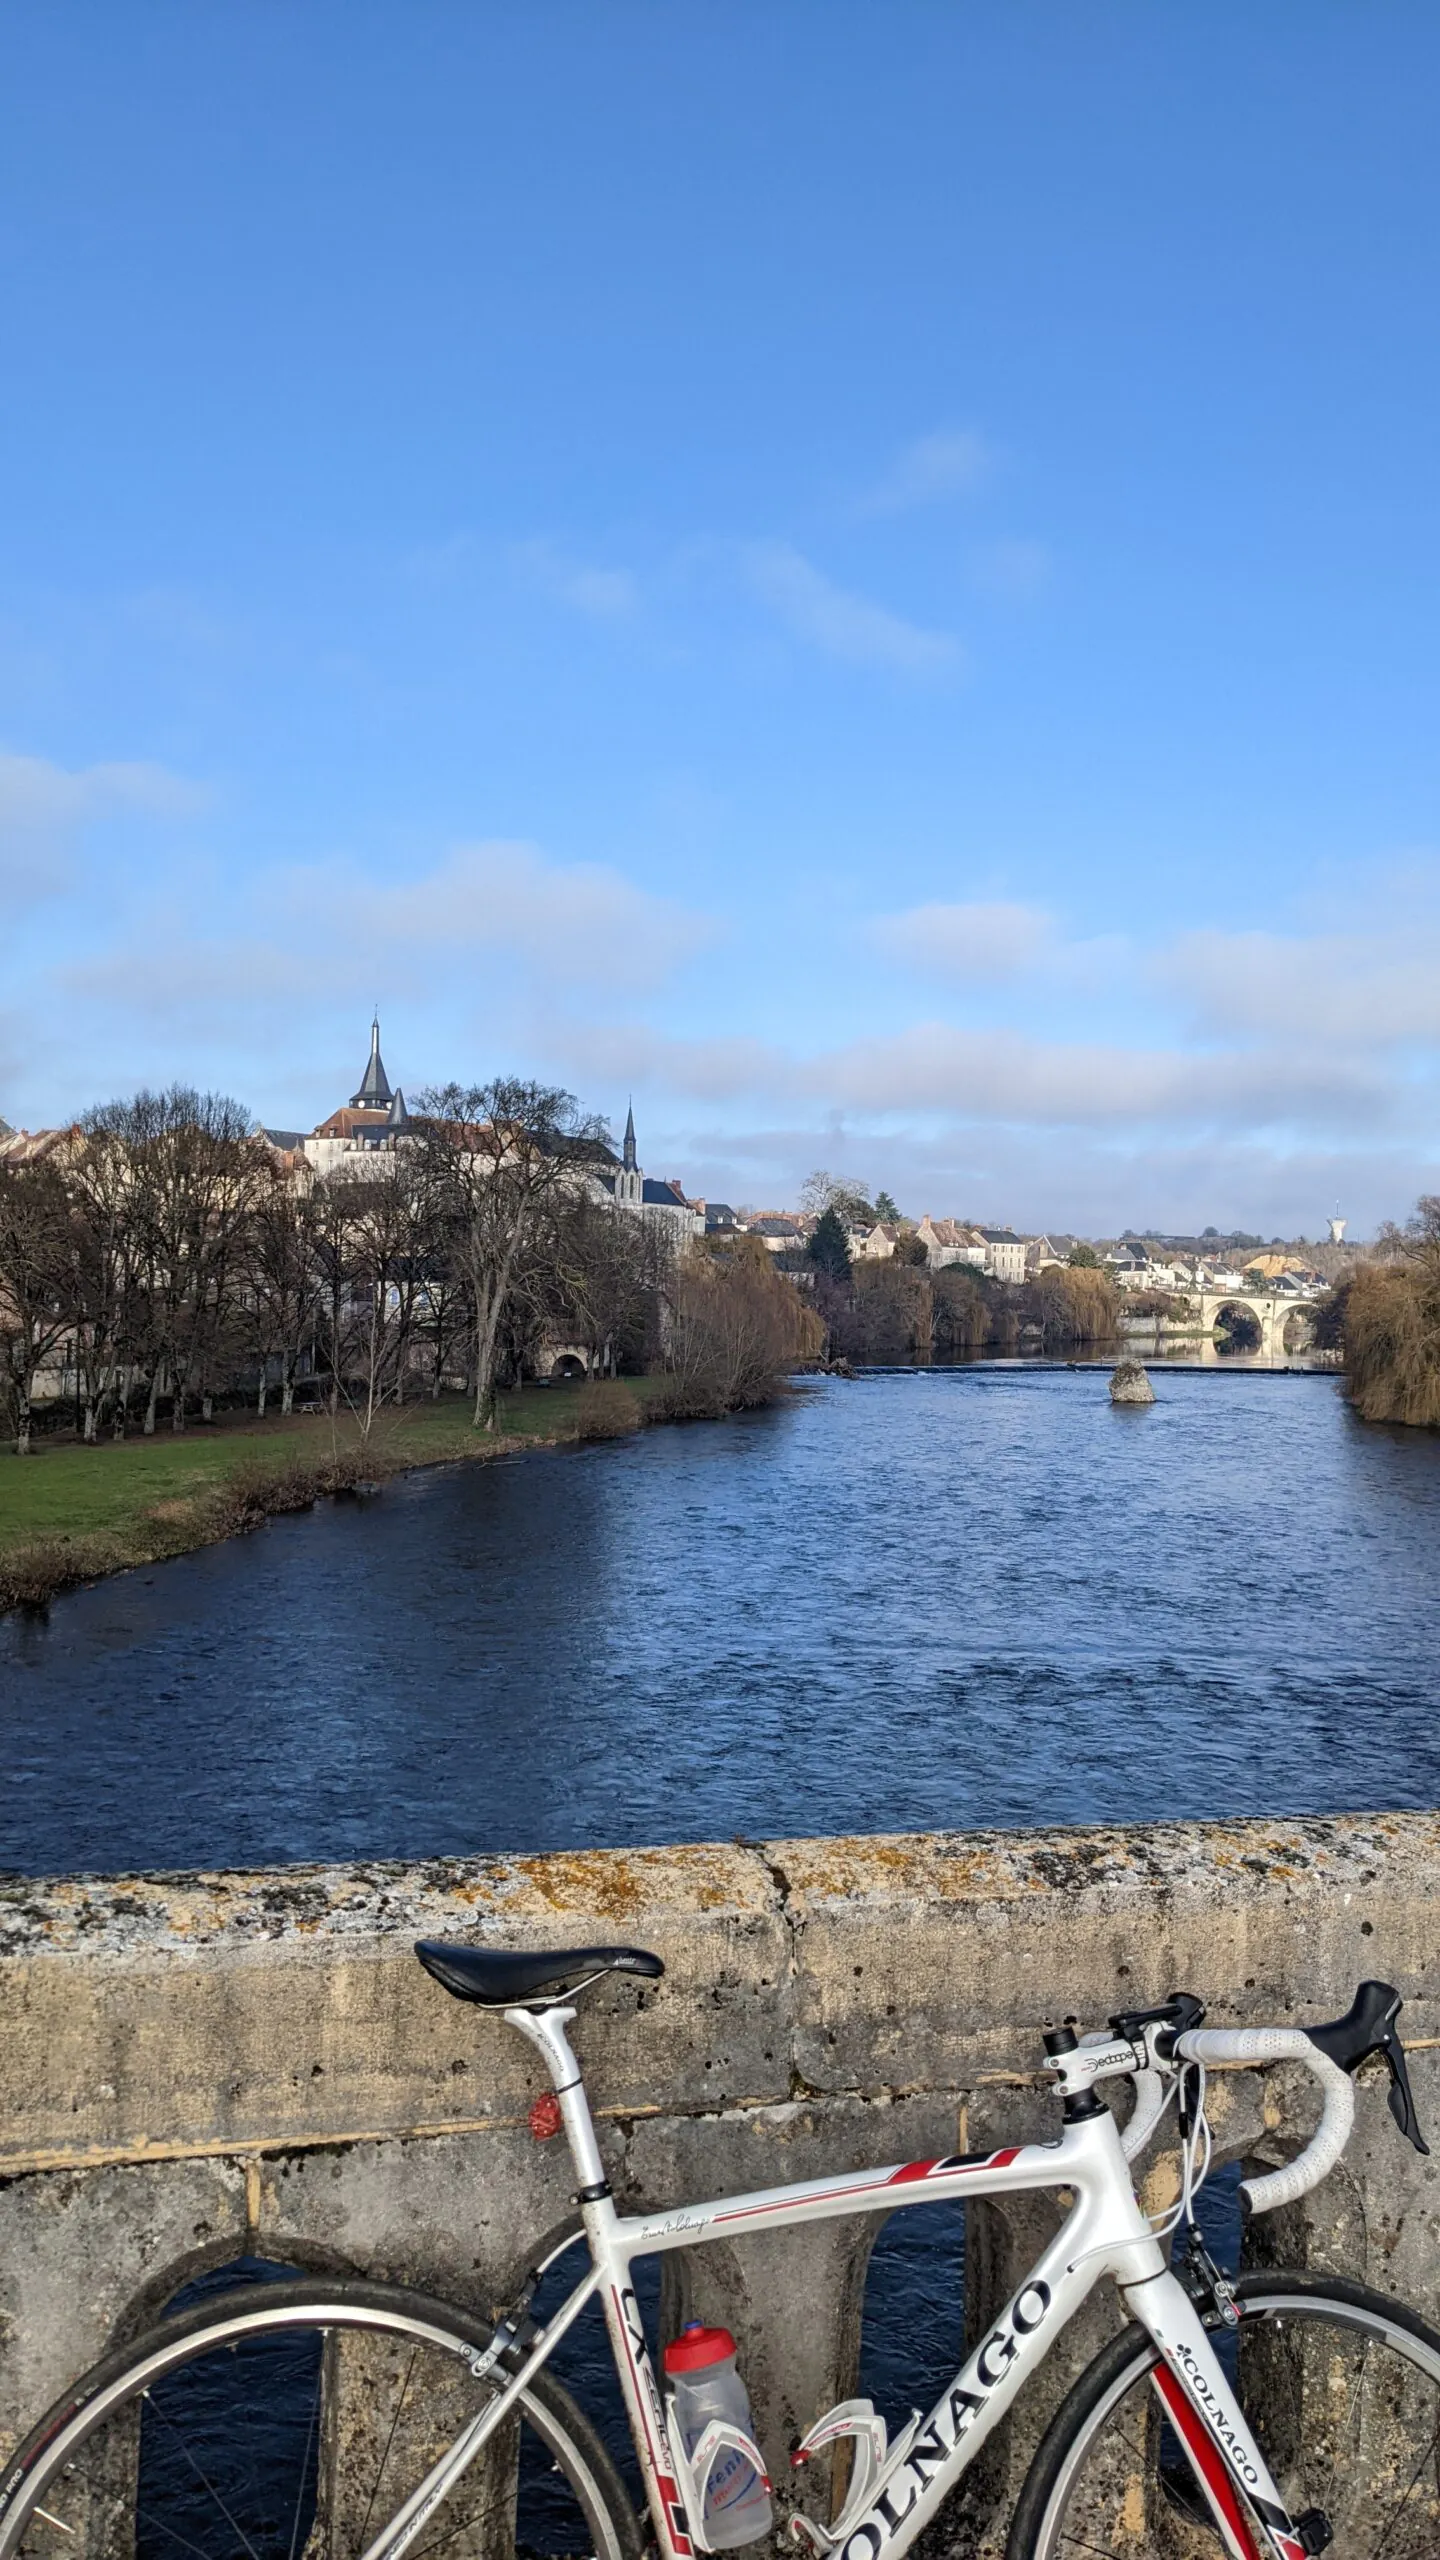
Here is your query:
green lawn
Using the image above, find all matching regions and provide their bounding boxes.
[0,1379,665,1566]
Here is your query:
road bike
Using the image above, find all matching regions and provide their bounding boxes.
[2,1938,1436,2558]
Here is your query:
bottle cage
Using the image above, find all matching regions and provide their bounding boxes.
[788,2400,925,2553]
[663,2403,772,2556]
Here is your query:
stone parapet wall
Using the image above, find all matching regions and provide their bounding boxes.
[4,1811,1439,2541]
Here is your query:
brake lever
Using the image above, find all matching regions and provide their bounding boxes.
[1381,2030,1429,2156]
[1306,1980,1429,2158]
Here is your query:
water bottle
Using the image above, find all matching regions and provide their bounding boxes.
[663,2323,773,2549]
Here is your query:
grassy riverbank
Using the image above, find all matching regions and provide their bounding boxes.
[0,1379,671,1611]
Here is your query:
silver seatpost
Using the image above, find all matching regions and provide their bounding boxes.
[505,2003,609,2192]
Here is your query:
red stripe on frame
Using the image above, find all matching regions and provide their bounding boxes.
[1152,2364,1264,2560]
[714,2147,1025,2226]
[887,2148,1021,2186]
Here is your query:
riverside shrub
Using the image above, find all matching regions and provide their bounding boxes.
[659,1240,824,1418]
[1343,1259,1440,1428]
[574,1380,644,1439]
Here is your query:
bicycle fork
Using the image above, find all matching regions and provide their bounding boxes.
[1126,2269,1330,2560]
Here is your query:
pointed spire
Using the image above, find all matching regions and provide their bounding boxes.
[622,1099,637,1172]
[385,1087,409,1130]
[350,1014,394,1109]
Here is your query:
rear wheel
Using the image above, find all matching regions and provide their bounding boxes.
[0,2278,645,2560]
[1008,2273,1440,2557]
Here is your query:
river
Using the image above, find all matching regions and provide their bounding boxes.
[4,1363,1439,1878]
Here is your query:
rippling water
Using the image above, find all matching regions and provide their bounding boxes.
[3,1366,1438,1876]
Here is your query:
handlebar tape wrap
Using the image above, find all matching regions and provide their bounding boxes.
[1120,2068,1170,2164]
[1176,2027,1355,2213]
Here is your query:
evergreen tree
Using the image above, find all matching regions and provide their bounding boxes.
[808,1205,852,1284]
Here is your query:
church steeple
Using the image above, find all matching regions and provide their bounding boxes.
[351,1015,394,1109]
[615,1099,642,1207]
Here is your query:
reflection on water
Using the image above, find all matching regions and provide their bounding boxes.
[3,1366,1438,1877]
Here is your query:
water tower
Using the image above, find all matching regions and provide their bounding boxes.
[1328,1206,1347,1246]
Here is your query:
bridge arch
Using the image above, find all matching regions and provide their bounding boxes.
[1280,1303,1315,1355]
[1210,1297,1265,1354]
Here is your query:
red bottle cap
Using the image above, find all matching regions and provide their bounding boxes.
[663,2323,737,2375]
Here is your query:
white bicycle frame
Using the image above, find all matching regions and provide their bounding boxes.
[361,2007,1314,2560]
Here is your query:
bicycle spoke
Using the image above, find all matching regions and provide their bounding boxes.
[1311,2322,1368,2525]
[141,2386,266,2560]
[410,2503,494,2560]
[355,2343,421,2553]
[1370,2412,1440,2556]
[287,2354,325,2560]
[1033,2294,1440,2560]
[134,2508,245,2560]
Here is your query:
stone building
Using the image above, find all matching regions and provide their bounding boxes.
[295,1019,413,1177]
[590,1103,702,1242]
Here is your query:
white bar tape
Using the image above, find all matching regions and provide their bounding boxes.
[1176,2026,1354,2213]
[1120,2067,1169,2163]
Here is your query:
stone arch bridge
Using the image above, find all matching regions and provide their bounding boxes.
[1194,1290,1316,1356]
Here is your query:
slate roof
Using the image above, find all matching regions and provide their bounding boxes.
[350,1017,394,1109]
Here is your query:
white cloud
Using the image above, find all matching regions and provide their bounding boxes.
[514,540,638,619]
[346,841,709,983]
[809,1023,1387,1132]
[560,1021,783,1104]
[1162,925,1440,1047]
[742,542,961,673]
[558,1016,1393,1136]
[0,748,203,832]
[0,748,206,911]
[63,842,716,1032]
[864,430,990,512]
[871,900,1056,982]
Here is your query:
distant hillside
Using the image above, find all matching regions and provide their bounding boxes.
[1092,1235,1379,1285]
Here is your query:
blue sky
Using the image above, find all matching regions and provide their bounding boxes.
[3,6,1438,1235]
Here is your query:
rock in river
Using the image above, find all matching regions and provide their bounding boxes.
[1110,1358,1156,1406]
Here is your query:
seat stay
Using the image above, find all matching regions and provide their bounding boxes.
[356,2259,603,2560]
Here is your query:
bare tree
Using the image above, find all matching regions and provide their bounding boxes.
[0,1156,76,1455]
[103,1088,257,1432]
[67,1114,142,1439]
[242,1163,326,1417]
[330,1162,431,1438]
[1379,1196,1440,1278]
[800,1168,875,1225]
[416,1080,609,1428]
[554,1192,635,1376]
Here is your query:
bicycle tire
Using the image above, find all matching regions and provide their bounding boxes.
[1007,2270,1440,2558]
[0,2274,647,2560]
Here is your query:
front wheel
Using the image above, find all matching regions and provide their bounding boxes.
[1008,2272,1440,2558]
[0,2276,645,2560]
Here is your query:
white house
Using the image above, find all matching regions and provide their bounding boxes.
[977,1227,1028,1284]
[915,1216,986,1271]
[850,1220,907,1261]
